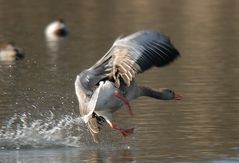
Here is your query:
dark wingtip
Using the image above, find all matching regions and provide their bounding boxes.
[135,31,181,71]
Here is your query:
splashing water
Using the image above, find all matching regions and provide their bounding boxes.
[0,111,88,149]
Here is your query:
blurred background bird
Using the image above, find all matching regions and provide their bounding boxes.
[45,19,69,41]
[0,42,24,63]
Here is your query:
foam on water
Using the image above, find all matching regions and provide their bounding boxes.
[0,111,88,149]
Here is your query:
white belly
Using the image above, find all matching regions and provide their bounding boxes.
[94,81,123,112]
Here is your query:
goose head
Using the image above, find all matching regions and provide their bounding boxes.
[159,88,182,100]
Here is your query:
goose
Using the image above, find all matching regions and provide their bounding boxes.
[75,30,182,143]
[45,19,68,41]
[0,42,24,62]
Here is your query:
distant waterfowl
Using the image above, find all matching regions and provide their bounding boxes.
[45,19,68,41]
[0,42,24,62]
[75,30,182,143]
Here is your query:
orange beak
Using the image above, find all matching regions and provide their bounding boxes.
[174,92,182,100]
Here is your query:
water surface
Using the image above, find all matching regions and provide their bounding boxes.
[0,0,239,162]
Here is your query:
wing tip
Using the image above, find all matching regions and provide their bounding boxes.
[134,30,181,70]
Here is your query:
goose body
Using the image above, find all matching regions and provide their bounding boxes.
[75,30,181,143]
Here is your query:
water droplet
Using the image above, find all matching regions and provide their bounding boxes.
[32,105,37,109]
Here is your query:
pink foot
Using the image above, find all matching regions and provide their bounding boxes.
[114,91,133,116]
[109,121,134,137]
[120,128,134,137]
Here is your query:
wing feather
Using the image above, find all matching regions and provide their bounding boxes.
[89,30,180,88]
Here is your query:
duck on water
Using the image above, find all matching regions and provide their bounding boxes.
[75,30,182,143]
[45,19,68,41]
[0,42,24,62]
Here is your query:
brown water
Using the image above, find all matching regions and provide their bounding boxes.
[0,0,239,162]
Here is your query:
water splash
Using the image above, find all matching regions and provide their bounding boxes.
[0,111,88,149]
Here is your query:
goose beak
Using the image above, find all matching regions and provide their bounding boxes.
[174,92,182,100]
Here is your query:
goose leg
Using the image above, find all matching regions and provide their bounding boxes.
[106,120,134,137]
[114,91,133,116]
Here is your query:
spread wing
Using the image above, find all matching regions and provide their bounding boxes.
[90,30,180,88]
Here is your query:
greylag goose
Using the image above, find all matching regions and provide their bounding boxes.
[75,30,181,143]
[0,42,24,62]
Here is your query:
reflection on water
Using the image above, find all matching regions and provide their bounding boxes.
[0,147,135,163]
[46,39,62,53]
[0,0,239,162]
